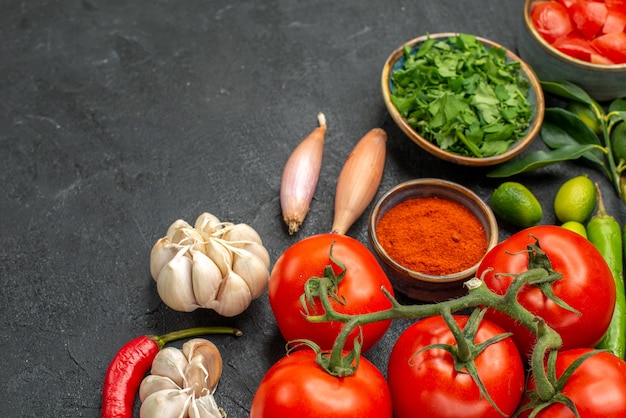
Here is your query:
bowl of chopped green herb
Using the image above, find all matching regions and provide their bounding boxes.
[382,33,544,166]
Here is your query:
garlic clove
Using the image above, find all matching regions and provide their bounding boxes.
[150,347,189,389]
[220,222,263,245]
[189,394,224,418]
[194,212,223,238]
[166,219,194,243]
[156,247,199,312]
[139,375,181,402]
[139,388,192,418]
[209,271,252,317]
[190,249,222,308]
[167,219,206,251]
[204,239,233,278]
[182,338,223,397]
[150,238,184,281]
[227,240,270,270]
[231,250,269,300]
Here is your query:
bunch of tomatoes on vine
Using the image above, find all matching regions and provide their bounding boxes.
[253,225,626,418]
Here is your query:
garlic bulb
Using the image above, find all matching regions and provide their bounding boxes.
[139,339,225,418]
[150,212,270,317]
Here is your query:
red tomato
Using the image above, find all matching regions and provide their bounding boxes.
[531,1,574,43]
[605,0,626,12]
[519,348,626,417]
[268,233,394,353]
[592,32,626,63]
[591,51,616,63]
[556,0,577,8]
[250,349,393,418]
[476,225,615,357]
[387,315,525,418]
[553,34,594,60]
[570,1,608,39]
[602,10,626,33]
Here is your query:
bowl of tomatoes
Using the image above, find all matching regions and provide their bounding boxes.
[381,33,544,166]
[519,0,626,101]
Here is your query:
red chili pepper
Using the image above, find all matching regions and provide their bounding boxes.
[100,326,242,418]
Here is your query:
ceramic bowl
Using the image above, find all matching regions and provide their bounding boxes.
[518,0,626,102]
[368,178,499,302]
[381,32,545,167]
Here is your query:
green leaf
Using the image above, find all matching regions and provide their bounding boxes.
[540,80,594,105]
[487,144,600,177]
[609,99,626,113]
[540,108,606,168]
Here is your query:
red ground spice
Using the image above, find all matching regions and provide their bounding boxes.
[375,196,487,276]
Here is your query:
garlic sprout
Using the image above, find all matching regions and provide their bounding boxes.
[150,212,270,317]
[139,339,226,418]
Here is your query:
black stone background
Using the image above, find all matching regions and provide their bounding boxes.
[2,0,624,417]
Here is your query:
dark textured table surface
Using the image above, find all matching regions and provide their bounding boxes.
[2,1,625,417]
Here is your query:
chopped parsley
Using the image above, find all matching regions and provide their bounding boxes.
[389,33,534,158]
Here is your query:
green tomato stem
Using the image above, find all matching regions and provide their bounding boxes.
[310,270,563,401]
[150,326,242,349]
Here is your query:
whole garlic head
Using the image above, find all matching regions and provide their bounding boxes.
[139,339,225,418]
[150,212,270,317]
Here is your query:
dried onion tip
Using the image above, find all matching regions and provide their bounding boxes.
[280,113,327,234]
[150,212,270,317]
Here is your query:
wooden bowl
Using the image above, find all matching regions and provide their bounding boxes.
[381,32,545,166]
[368,178,499,302]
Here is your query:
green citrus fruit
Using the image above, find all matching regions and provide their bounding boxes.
[490,182,542,228]
[553,175,596,223]
[560,221,588,239]
[566,101,601,135]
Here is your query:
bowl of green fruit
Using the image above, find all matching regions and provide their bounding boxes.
[382,32,545,166]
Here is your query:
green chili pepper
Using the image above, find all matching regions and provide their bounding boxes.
[587,183,626,358]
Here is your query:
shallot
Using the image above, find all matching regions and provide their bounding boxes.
[280,113,327,234]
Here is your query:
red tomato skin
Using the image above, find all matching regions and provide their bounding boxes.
[531,1,574,43]
[552,34,594,60]
[250,350,393,418]
[387,315,525,418]
[602,10,626,34]
[519,348,626,418]
[569,1,609,40]
[477,225,616,358]
[605,0,626,12]
[591,32,626,63]
[268,233,394,353]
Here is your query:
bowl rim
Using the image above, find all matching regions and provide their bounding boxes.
[523,0,626,72]
[368,178,499,283]
[381,32,545,167]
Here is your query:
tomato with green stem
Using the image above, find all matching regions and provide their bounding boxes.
[518,348,626,417]
[250,348,393,418]
[477,225,616,357]
[387,310,525,418]
[268,233,394,353]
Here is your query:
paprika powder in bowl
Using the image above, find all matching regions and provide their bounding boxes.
[367,178,498,302]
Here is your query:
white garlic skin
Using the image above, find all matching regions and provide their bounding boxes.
[150,212,270,317]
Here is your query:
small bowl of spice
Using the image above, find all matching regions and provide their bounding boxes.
[368,178,499,302]
[381,32,544,166]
